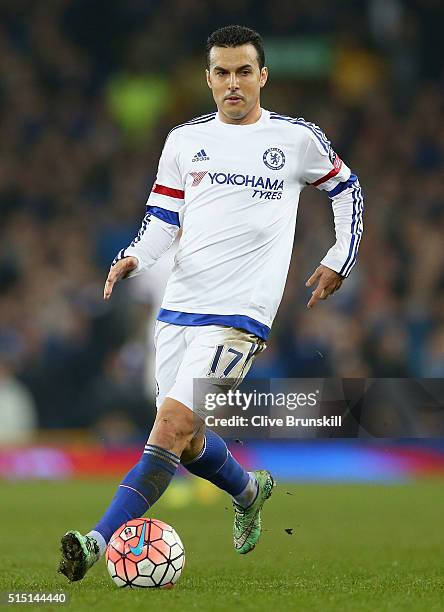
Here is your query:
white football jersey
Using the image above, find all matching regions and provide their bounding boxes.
[119,109,364,340]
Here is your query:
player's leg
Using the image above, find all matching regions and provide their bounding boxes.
[59,322,188,582]
[59,397,198,582]
[90,397,199,543]
[171,325,275,554]
[182,427,274,554]
[181,428,258,508]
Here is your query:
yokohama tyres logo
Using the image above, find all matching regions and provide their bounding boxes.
[190,171,208,186]
[189,171,285,202]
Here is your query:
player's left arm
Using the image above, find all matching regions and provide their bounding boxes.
[301,130,364,309]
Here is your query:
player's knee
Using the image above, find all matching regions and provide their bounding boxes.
[181,425,205,464]
[149,398,200,454]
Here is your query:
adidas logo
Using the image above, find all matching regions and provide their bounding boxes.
[192,149,210,162]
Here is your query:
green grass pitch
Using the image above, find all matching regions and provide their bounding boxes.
[1,478,443,611]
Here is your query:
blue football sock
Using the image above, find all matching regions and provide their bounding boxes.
[183,429,250,497]
[93,444,179,544]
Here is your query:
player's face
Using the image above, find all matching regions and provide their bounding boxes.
[206,44,268,124]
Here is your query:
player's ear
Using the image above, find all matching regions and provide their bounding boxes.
[206,69,212,89]
[259,67,268,88]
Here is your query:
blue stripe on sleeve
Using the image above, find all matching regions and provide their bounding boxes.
[111,248,126,266]
[339,184,364,276]
[327,174,358,198]
[342,186,364,276]
[146,206,180,227]
[269,114,331,153]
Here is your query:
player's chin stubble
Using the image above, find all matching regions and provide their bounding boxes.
[221,101,248,121]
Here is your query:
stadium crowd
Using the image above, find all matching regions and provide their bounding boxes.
[0,0,442,431]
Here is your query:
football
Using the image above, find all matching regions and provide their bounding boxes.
[105,518,185,588]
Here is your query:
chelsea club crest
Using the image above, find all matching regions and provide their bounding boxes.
[263,147,285,170]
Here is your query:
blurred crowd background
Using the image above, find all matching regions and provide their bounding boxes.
[0,0,443,439]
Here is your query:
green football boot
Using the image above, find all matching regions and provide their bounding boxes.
[58,531,100,582]
[233,470,275,554]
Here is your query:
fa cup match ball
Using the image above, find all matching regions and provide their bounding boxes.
[106,518,185,588]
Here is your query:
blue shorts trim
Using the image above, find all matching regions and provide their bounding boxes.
[157,309,271,340]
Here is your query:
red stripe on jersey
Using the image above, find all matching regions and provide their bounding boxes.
[152,183,185,199]
[311,157,343,187]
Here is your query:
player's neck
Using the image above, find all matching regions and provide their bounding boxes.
[217,103,262,125]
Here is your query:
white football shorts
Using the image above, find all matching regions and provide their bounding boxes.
[154,322,266,419]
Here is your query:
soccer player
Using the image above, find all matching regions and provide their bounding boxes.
[59,25,364,581]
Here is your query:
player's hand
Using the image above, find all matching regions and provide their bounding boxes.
[305,265,343,309]
[103,256,138,300]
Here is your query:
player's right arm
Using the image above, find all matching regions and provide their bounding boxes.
[104,132,184,300]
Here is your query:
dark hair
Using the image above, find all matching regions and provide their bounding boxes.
[206,25,265,69]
